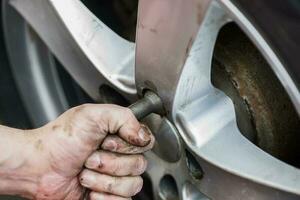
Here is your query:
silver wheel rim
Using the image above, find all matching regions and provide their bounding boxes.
[3,0,300,199]
[3,0,69,126]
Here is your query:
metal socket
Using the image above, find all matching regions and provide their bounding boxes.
[129,91,164,120]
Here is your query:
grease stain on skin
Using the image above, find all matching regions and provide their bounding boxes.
[97,158,104,168]
[112,167,119,176]
[102,132,155,154]
[53,123,72,137]
[52,125,60,131]
[62,120,73,137]
[98,163,103,169]
[68,131,73,137]
[138,22,145,29]
[137,22,158,34]
[35,139,44,151]
[128,135,142,146]
[107,183,113,193]
[149,28,158,34]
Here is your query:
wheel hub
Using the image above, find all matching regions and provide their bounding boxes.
[3,0,300,199]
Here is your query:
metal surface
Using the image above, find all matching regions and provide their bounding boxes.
[136,0,300,199]
[129,91,182,163]
[3,0,300,199]
[129,91,164,119]
[2,0,69,126]
[221,0,300,115]
[135,0,208,108]
[9,0,136,101]
[129,91,181,162]
[182,182,209,200]
[212,24,300,165]
[153,118,182,163]
[159,175,179,200]
[185,150,203,180]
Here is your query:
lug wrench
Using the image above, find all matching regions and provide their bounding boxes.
[128,91,182,163]
[129,91,164,120]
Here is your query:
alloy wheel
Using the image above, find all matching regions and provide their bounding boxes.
[2,0,300,199]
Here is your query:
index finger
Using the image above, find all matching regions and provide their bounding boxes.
[116,109,152,147]
[86,104,151,147]
[101,134,155,154]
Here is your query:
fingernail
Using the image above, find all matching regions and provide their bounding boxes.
[80,172,94,187]
[85,154,101,169]
[103,140,117,151]
[137,158,148,174]
[134,180,144,195]
[138,125,151,144]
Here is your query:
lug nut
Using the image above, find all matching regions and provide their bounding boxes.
[186,150,203,180]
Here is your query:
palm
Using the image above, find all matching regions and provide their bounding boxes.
[35,128,91,199]
[35,110,101,199]
[29,105,153,200]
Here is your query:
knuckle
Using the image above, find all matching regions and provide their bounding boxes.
[102,137,119,151]
[105,177,118,193]
[68,104,92,123]
[79,170,93,187]
[149,142,155,150]
[134,156,147,174]
[85,152,101,169]
[79,169,89,180]
[147,135,155,150]
[74,104,89,114]
[130,177,143,196]
[89,192,98,200]
[123,107,134,118]
[112,161,122,176]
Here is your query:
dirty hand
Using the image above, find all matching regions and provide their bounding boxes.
[0,104,154,200]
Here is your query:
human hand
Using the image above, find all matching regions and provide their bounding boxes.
[25,104,154,199]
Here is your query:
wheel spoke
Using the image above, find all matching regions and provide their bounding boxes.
[136,0,300,198]
[135,0,227,110]
[10,0,136,100]
[176,92,300,198]
[182,182,209,200]
[144,152,166,200]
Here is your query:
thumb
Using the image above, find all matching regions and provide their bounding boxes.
[67,104,151,148]
[97,104,152,147]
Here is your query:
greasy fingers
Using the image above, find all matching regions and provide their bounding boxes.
[101,135,155,154]
[79,170,143,198]
[80,104,151,147]
[85,151,147,176]
[118,123,152,147]
[114,109,151,147]
[89,192,131,200]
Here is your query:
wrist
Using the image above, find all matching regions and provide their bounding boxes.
[0,127,42,199]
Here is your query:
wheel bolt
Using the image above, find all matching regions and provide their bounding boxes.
[186,150,203,180]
